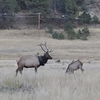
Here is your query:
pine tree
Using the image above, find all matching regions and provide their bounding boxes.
[0,0,19,28]
[25,0,51,17]
[79,11,91,24]
[0,0,19,13]
[65,0,79,21]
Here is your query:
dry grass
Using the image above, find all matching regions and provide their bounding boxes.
[0,29,100,60]
[0,62,100,100]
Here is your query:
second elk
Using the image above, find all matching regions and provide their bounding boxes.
[66,60,84,74]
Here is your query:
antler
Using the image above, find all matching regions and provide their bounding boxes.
[39,43,46,52]
[39,42,53,53]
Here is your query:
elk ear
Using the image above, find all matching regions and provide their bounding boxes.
[78,59,83,64]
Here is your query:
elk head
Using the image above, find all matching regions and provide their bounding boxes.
[39,42,53,59]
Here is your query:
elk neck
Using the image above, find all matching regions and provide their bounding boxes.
[38,55,48,66]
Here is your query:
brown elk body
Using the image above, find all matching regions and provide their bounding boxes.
[66,60,84,74]
[16,43,52,76]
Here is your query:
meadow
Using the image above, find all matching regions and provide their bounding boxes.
[0,29,100,100]
[0,60,100,100]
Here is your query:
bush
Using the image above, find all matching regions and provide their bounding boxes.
[81,33,87,40]
[52,31,65,40]
[91,15,100,24]
[76,29,82,39]
[52,31,59,39]
[76,27,89,40]
[58,33,65,39]
[82,27,90,36]
[78,11,91,24]
[67,29,76,40]
[64,21,73,32]
[46,24,54,34]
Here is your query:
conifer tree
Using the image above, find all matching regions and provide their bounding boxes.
[65,0,79,21]
[25,0,50,17]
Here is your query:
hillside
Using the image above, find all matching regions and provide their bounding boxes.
[13,0,100,29]
[85,0,100,18]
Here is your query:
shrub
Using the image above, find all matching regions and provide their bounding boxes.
[91,15,100,24]
[52,31,65,40]
[58,33,65,39]
[76,27,89,40]
[64,21,73,32]
[82,27,90,36]
[76,29,82,39]
[67,29,76,40]
[81,33,87,40]
[52,31,59,39]
[78,11,91,24]
[46,24,54,34]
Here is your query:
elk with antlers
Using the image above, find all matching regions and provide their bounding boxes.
[16,42,52,76]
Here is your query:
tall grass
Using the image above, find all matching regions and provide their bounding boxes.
[0,66,100,100]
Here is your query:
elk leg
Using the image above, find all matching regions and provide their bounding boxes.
[81,68,84,72]
[71,69,74,74]
[19,67,23,75]
[16,68,19,76]
[35,67,37,73]
[72,70,74,74]
[16,67,23,76]
[79,65,84,72]
[66,67,69,73]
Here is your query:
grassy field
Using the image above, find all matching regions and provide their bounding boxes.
[0,62,100,100]
[0,29,100,60]
[0,29,100,100]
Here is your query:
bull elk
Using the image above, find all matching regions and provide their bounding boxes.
[66,60,84,74]
[16,42,52,76]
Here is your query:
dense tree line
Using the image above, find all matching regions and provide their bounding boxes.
[0,0,99,29]
[0,0,82,20]
[0,0,86,22]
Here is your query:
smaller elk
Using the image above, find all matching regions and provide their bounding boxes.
[16,42,52,76]
[66,60,84,74]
